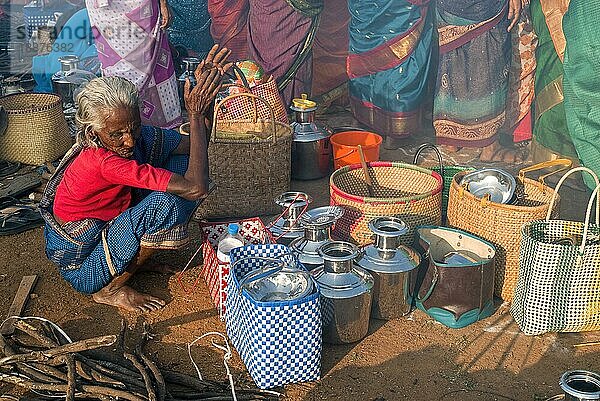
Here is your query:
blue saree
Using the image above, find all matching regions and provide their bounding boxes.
[347,0,433,138]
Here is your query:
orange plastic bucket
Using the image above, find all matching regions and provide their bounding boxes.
[330,130,383,170]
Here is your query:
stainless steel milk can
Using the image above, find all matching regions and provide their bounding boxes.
[356,217,421,319]
[290,94,333,180]
[312,241,374,344]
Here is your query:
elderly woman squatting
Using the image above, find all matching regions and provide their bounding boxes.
[40,45,232,313]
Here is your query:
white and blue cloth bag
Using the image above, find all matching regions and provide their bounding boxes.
[225,244,322,389]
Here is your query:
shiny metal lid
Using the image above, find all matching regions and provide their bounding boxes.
[268,192,312,241]
[291,121,333,142]
[356,217,420,273]
[52,55,96,84]
[299,205,343,229]
[559,370,600,400]
[311,241,374,299]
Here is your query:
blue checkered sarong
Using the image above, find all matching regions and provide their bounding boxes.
[41,126,199,294]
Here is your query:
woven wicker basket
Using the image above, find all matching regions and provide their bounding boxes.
[194,92,293,220]
[330,161,443,246]
[446,159,572,301]
[0,93,71,165]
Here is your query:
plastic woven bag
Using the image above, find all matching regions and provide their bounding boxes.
[511,167,600,335]
[225,244,321,389]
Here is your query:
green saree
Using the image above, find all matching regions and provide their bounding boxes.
[530,0,577,160]
[530,0,577,159]
[563,0,600,188]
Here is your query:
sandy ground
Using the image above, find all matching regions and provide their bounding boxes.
[0,111,598,400]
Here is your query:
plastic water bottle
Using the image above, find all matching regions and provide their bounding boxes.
[216,223,245,263]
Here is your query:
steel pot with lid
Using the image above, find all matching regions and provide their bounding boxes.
[356,217,420,319]
[268,191,313,245]
[290,94,333,180]
[51,55,97,110]
[312,241,373,344]
[289,205,343,270]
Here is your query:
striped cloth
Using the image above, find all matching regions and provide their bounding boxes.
[41,126,199,294]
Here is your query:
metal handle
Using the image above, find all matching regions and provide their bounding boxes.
[236,257,285,294]
[412,143,444,179]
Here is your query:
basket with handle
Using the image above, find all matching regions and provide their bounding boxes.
[194,92,293,220]
[447,159,573,301]
[217,64,288,124]
[412,143,473,218]
[330,161,443,247]
[511,167,600,335]
[0,93,72,165]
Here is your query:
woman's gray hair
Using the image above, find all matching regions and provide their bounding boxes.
[75,76,139,148]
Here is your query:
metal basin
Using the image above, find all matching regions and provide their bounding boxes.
[459,168,516,204]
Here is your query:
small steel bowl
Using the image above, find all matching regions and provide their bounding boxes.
[459,168,516,204]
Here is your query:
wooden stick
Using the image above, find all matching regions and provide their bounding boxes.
[0,335,116,366]
[136,345,166,401]
[357,144,374,197]
[14,320,57,348]
[574,341,600,348]
[1,275,38,336]
[63,355,76,401]
[0,373,148,401]
[125,352,157,401]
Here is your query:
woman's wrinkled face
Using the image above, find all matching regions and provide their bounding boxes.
[94,107,141,158]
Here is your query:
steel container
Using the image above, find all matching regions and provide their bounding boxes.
[290,94,332,180]
[177,57,201,105]
[268,191,313,245]
[312,241,373,344]
[560,370,600,401]
[289,206,343,270]
[356,217,420,319]
[51,55,96,110]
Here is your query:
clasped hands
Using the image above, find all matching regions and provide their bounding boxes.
[183,44,234,118]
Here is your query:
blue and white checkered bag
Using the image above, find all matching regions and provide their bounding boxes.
[225,244,322,389]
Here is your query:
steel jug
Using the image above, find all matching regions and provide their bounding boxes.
[290,94,333,180]
[356,217,420,319]
[312,241,373,344]
[289,205,343,270]
[268,191,312,245]
[177,57,201,104]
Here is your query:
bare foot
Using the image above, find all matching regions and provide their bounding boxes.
[92,285,166,313]
[138,260,177,274]
[440,145,460,153]
[479,141,528,164]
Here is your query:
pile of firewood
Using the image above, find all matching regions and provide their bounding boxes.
[0,318,279,400]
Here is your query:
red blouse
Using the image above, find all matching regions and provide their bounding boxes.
[53,147,173,223]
